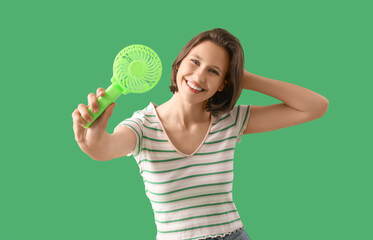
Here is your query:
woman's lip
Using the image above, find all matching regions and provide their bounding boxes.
[185,80,205,93]
[185,79,206,91]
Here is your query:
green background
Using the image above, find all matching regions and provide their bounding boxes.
[1,0,371,239]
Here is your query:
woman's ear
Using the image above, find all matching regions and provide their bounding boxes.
[218,79,228,91]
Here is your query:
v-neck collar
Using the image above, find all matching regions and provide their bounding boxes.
[149,102,214,157]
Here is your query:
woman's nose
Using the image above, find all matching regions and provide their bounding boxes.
[192,68,206,82]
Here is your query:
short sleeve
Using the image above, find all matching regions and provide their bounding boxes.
[231,104,252,143]
[114,110,145,157]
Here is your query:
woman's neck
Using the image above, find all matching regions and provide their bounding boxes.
[156,94,211,129]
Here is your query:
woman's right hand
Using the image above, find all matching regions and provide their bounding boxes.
[72,87,116,148]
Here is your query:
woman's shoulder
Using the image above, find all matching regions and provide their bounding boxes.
[130,102,156,117]
[216,104,241,119]
[213,104,250,124]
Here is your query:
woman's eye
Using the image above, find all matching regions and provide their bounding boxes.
[191,59,219,75]
[210,70,219,75]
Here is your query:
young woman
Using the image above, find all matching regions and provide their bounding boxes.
[72,28,329,240]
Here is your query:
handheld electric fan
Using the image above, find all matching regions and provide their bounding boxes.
[84,44,162,128]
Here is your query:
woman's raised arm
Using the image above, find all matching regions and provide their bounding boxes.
[241,70,329,134]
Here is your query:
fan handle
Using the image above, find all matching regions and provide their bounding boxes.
[84,80,127,128]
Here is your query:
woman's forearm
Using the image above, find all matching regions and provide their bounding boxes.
[242,70,329,113]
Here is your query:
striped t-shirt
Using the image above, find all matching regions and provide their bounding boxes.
[115,102,252,240]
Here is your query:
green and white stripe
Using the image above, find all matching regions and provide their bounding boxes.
[115,102,252,240]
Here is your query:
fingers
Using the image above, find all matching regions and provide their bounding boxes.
[72,108,86,143]
[94,103,116,128]
[87,93,98,113]
[96,87,105,98]
[78,103,92,123]
[72,87,106,129]
[72,108,87,127]
[88,88,106,114]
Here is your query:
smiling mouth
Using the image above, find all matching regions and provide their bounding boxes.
[185,80,206,92]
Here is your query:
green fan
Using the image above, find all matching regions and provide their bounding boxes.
[84,44,162,128]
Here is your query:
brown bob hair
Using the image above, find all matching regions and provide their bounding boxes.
[169,28,245,117]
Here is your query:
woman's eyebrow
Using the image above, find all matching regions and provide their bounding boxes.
[190,54,222,72]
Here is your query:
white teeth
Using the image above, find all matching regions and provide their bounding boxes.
[186,81,203,91]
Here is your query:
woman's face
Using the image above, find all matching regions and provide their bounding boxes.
[175,40,230,105]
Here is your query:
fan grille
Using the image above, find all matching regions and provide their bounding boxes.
[112,44,162,93]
